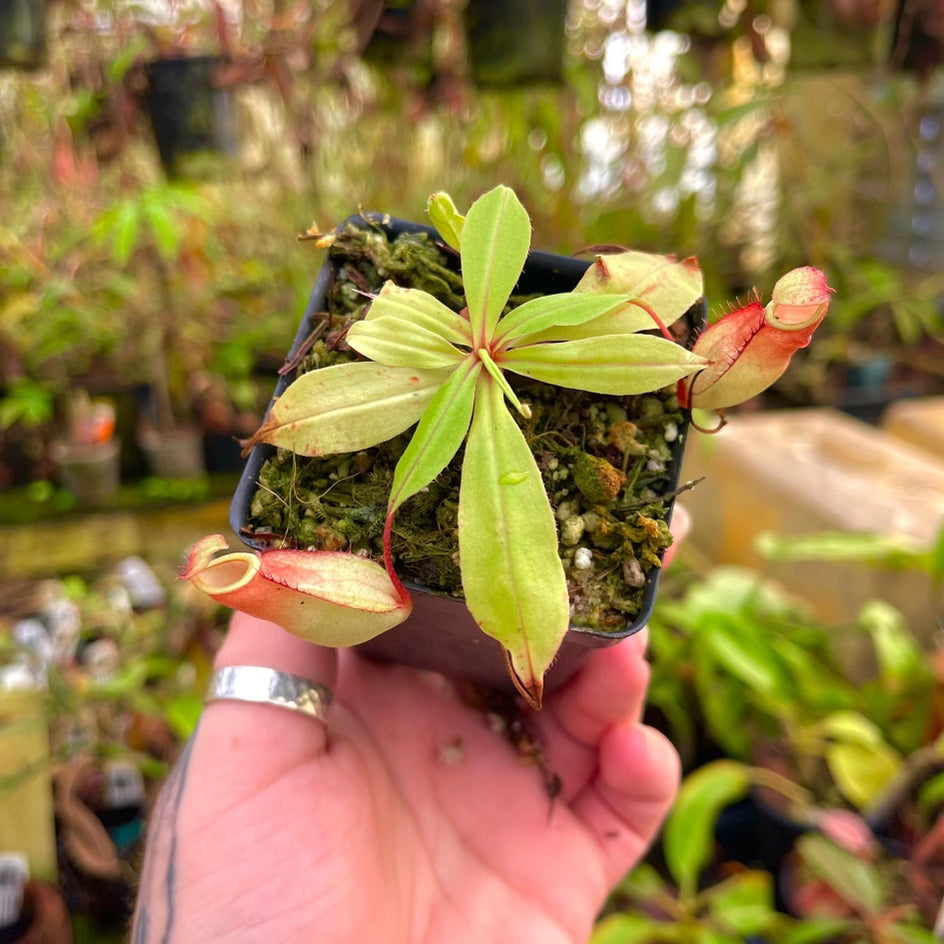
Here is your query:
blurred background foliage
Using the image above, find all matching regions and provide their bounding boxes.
[2,4,944,940]
[0,0,942,489]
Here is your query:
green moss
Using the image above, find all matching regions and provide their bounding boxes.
[245,225,684,631]
[571,452,626,503]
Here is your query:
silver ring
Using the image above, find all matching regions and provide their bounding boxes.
[206,666,332,722]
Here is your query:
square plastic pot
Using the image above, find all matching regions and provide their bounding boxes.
[143,56,238,178]
[232,213,693,694]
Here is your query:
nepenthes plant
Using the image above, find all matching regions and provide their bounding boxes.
[182,185,831,707]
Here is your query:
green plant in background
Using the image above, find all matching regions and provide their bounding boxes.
[647,566,848,768]
[757,526,944,584]
[639,549,944,939]
[593,759,940,943]
[0,379,55,432]
[827,251,944,350]
[592,761,816,943]
[776,249,944,405]
[755,527,944,815]
[647,563,939,810]
[0,559,228,944]
[2,0,931,495]
[92,180,212,432]
[4,567,217,774]
[88,178,309,441]
[0,193,123,478]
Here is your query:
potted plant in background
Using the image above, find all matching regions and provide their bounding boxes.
[182,184,831,707]
[138,0,242,178]
[0,197,124,493]
[0,0,47,70]
[592,756,940,942]
[188,184,317,475]
[1,557,223,936]
[774,248,944,421]
[142,53,240,179]
[136,0,313,179]
[49,391,120,507]
[92,180,214,480]
[643,537,943,927]
[0,379,56,492]
[463,0,568,87]
[754,529,944,927]
[593,759,815,943]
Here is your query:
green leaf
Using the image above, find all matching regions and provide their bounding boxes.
[755,530,931,571]
[887,926,938,944]
[427,191,465,250]
[818,710,889,747]
[0,380,54,429]
[389,359,481,513]
[858,600,924,681]
[572,251,703,333]
[460,185,531,341]
[663,760,751,899]
[89,660,151,698]
[477,347,529,417]
[917,769,944,812]
[502,334,704,394]
[107,34,149,80]
[520,303,679,344]
[817,713,901,807]
[614,861,671,900]
[165,183,207,217]
[165,692,204,740]
[494,292,632,346]
[347,316,466,369]
[692,644,754,759]
[704,870,777,937]
[591,913,678,943]
[364,283,472,346]
[826,745,900,809]
[143,196,180,263]
[794,833,884,914]
[459,378,569,706]
[778,919,858,944]
[249,362,452,456]
[99,200,140,266]
[704,627,784,696]
[683,566,796,620]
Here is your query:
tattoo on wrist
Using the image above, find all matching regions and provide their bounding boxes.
[131,723,200,944]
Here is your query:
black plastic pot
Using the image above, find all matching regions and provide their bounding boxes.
[362,2,432,70]
[142,56,238,177]
[0,0,46,70]
[464,0,567,87]
[890,0,944,78]
[232,213,693,693]
[138,425,206,480]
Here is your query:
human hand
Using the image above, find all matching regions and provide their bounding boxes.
[132,510,688,944]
